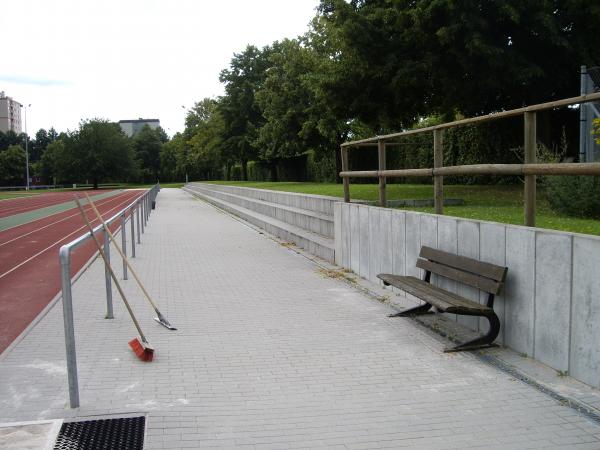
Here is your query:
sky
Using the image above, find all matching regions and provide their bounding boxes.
[1,0,320,137]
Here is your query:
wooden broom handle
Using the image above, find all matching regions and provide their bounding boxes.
[84,193,160,311]
[74,197,148,342]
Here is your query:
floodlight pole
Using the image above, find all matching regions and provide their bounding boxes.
[24,104,31,190]
[181,104,189,184]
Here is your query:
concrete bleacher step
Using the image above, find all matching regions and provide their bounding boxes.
[183,186,335,262]
[190,183,338,217]
[186,184,334,238]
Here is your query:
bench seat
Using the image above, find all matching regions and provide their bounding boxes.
[378,274,493,315]
[378,246,508,352]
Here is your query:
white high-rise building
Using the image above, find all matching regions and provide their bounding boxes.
[0,92,22,133]
[118,118,160,137]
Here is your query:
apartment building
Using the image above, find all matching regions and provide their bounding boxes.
[118,118,160,137]
[0,92,22,133]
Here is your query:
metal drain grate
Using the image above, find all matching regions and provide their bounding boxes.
[54,416,145,450]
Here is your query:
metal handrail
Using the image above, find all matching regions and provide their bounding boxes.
[59,184,160,408]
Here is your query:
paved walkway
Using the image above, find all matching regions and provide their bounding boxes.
[0,188,599,449]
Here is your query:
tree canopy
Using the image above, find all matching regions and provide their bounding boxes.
[55,119,135,188]
[314,0,600,128]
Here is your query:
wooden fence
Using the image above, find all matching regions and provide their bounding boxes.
[339,92,600,226]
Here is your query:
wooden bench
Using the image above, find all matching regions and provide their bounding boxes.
[377,246,508,352]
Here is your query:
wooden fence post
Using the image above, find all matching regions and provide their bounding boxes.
[341,146,350,203]
[378,140,387,207]
[524,112,537,227]
[433,129,444,215]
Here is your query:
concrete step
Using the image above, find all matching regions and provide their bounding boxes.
[186,184,334,238]
[190,183,339,216]
[183,186,335,262]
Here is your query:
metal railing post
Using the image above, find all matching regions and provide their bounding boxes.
[341,146,350,203]
[378,140,387,207]
[141,199,145,234]
[59,246,80,408]
[137,203,141,242]
[121,213,128,279]
[434,129,444,215]
[130,207,136,258]
[104,227,113,319]
[524,111,537,227]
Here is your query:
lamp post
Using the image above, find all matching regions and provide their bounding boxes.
[181,105,188,184]
[23,103,31,190]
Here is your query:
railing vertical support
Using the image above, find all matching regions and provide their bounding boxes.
[121,213,128,280]
[136,203,141,243]
[524,111,537,227]
[130,208,136,258]
[103,228,113,319]
[434,129,444,215]
[59,246,79,408]
[341,146,350,203]
[141,200,145,234]
[378,140,387,207]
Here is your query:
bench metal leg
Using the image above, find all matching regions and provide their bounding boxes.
[444,313,500,353]
[388,302,432,318]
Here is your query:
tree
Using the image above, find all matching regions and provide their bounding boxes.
[159,134,181,182]
[219,45,272,180]
[314,0,600,129]
[0,130,22,152]
[133,125,164,182]
[187,99,226,180]
[255,40,314,164]
[0,145,26,185]
[30,128,55,162]
[40,139,64,184]
[255,37,357,181]
[55,119,135,188]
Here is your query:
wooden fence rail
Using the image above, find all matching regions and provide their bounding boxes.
[340,92,600,227]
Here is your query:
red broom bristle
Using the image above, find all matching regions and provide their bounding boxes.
[129,338,154,362]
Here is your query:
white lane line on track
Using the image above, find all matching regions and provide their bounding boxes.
[0,193,142,280]
[0,192,133,248]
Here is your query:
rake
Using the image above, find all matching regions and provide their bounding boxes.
[74,197,154,362]
[84,193,176,330]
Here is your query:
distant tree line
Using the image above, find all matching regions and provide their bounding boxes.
[0,122,167,188]
[2,1,597,187]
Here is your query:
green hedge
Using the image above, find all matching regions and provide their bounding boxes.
[544,176,600,219]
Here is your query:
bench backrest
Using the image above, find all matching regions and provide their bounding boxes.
[416,246,508,295]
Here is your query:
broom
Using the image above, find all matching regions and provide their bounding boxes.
[84,193,176,330]
[74,196,154,362]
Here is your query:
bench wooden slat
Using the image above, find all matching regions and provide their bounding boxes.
[416,258,502,294]
[420,246,507,282]
[378,274,492,314]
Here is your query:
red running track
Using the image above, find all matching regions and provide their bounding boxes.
[0,190,110,218]
[0,190,144,354]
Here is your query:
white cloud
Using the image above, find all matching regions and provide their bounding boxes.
[1,0,319,136]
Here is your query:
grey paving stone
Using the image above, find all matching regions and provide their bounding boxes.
[0,188,598,449]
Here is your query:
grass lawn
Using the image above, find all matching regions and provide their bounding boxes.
[199,181,600,236]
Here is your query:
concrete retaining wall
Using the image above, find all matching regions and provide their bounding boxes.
[334,202,600,389]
